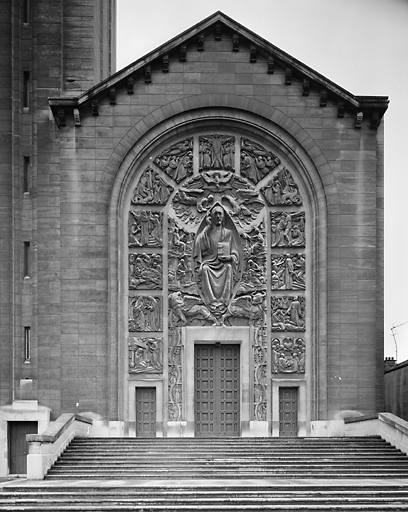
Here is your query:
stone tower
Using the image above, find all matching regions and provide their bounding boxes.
[0,0,116,475]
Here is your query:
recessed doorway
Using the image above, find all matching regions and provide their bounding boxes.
[135,387,156,438]
[279,387,299,436]
[194,344,240,437]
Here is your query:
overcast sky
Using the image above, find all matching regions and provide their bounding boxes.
[116,0,408,362]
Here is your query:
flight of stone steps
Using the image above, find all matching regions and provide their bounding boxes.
[1,484,408,511]
[44,436,408,480]
[2,436,408,510]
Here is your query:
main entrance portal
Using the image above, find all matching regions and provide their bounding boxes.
[194,344,240,437]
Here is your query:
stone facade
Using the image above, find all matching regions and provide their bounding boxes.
[0,7,388,472]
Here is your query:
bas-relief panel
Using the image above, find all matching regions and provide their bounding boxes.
[272,337,305,374]
[271,296,306,332]
[128,296,162,332]
[254,328,267,420]
[199,134,235,172]
[131,167,173,205]
[129,211,163,248]
[240,138,280,184]
[261,167,303,206]
[126,135,308,421]
[129,253,163,290]
[154,137,193,183]
[271,253,305,290]
[270,211,305,248]
[129,337,163,373]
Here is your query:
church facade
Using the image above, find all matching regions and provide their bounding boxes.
[0,3,388,474]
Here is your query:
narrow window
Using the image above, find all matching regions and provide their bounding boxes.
[23,71,30,108]
[24,327,31,362]
[23,0,29,24]
[24,242,30,277]
[23,156,29,193]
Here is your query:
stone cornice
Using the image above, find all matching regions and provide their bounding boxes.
[49,11,389,127]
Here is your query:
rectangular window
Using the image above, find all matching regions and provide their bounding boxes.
[24,327,31,362]
[24,242,30,277]
[23,71,30,108]
[23,156,29,193]
[23,0,29,24]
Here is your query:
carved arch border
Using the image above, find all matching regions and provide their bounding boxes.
[106,96,333,425]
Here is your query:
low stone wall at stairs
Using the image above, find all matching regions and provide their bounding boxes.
[345,412,408,455]
[26,413,92,479]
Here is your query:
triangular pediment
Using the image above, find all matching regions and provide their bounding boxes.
[49,11,388,127]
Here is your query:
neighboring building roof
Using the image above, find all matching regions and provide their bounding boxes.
[385,359,408,374]
[49,11,389,126]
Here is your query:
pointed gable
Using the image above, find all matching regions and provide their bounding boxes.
[49,11,388,128]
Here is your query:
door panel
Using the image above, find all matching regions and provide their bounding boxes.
[195,344,240,437]
[136,387,156,438]
[8,421,38,474]
[279,387,298,437]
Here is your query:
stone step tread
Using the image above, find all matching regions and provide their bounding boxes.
[4,490,408,497]
[2,504,408,511]
[45,473,408,478]
[2,497,408,505]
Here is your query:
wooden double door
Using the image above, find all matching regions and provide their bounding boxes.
[194,344,240,437]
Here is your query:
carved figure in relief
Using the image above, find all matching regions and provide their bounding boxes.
[129,296,162,332]
[154,137,193,183]
[194,205,240,315]
[129,253,162,290]
[238,223,267,294]
[168,291,216,327]
[240,138,280,183]
[223,291,266,327]
[168,219,197,294]
[253,327,267,420]
[261,167,302,206]
[171,171,263,229]
[271,296,305,332]
[270,212,305,248]
[129,211,163,248]
[272,337,305,373]
[199,134,235,171]
[131,167,173,205]
[271,254,306,290]
[128,337,163,373]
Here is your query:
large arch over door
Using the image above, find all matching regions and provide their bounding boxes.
[106,99,329,436]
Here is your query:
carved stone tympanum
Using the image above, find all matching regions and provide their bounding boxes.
[270,212,305,248]
[261,167,302,206]
[199,134,235,171]
[131,167,173,205]
[271,296,306,331]
[129,253,163,290]
[240,138,280,183]
[129,211,163,248]
[272,337,305,373]
[129,296,162,332]
[154,137,193,183]
[271,253,306,290]
[129,337,163,373]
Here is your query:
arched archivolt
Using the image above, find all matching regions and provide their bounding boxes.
[106,101,332,430]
